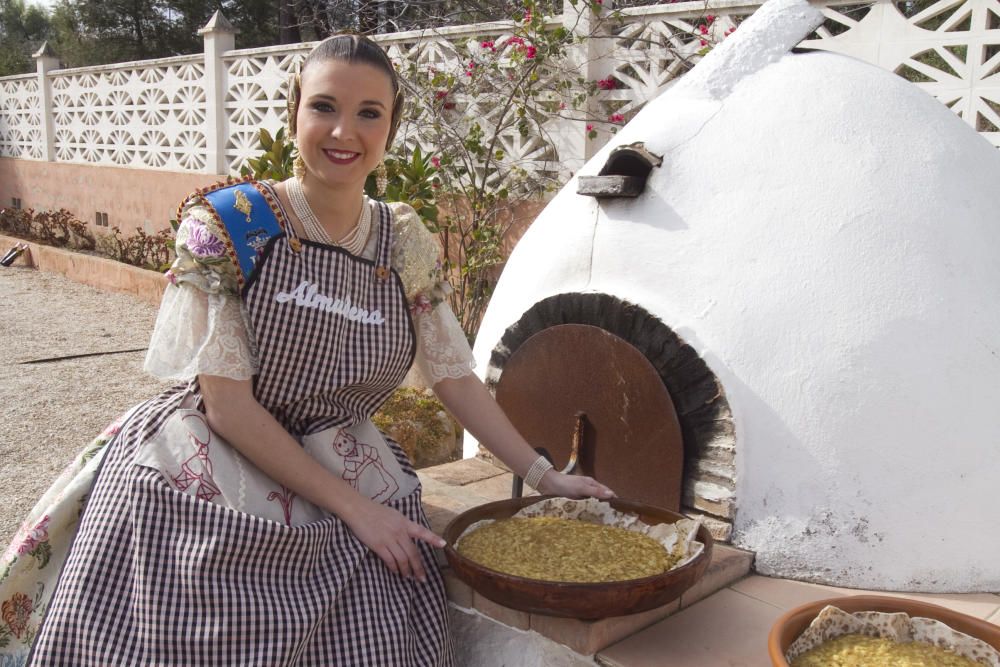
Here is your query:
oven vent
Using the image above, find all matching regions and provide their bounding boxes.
[577,142,662,198]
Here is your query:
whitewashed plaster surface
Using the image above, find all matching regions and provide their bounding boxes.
[472,0,1000,591]
[450,608,597,666]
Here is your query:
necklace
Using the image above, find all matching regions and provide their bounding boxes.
[286,178,372,255]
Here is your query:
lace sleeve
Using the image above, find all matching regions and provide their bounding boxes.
[143,200,258,381]
[387,202,475,385]
[143,285,259,381]
[412,301,476,386]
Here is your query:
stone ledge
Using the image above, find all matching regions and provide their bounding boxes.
[1,234,167,306]
[421,459,754,657]
[421,457,508,486]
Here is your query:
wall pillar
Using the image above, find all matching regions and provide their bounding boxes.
[554,0,616,173]
[32,42,59,162]
[199,11,238,175]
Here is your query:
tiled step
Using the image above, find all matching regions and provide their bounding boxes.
[595,588,783,667]
[595,575,1000,666]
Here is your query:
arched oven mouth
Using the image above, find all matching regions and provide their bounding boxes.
[483,292,736,541]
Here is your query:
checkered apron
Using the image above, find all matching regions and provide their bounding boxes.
[29,202,454,666]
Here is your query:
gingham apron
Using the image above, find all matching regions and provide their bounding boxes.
[28,197,454,666]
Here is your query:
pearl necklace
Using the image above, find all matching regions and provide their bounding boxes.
[286,177,372,255]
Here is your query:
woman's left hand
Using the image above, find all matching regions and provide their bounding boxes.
[537,470,616,500]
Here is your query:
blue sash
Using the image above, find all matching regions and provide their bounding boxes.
[202,182,284,285]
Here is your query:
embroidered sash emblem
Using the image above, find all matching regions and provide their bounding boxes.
[233,189,253,223]
[276,280,386,325]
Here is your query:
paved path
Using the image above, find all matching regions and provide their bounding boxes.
[0,267,172,546]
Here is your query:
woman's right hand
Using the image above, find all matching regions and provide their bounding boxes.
[342,498,446,583]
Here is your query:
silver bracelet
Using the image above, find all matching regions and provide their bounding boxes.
[523,455,554,491]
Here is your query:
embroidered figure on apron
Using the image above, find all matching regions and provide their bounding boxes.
[170,413,222,502]
[331,431,400,502]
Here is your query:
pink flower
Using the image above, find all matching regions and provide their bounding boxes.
[700,39,708,47]
[608,113,625,123]
[559,102,566,110]
[596,76,617,90]
[699,24,708,34]
[16,537,35,556]
[523,9,532,22]
[430,156,441,168]
[586,123,594,131]
[480,40,496,50]
[101,417,123,437]
[409,294,433,315]
[706,14,715,23]
[16,516,50,556]
[525,45,537,59]
[508,36,525,46]
[435,90,449,100]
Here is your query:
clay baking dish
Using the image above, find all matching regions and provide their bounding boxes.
[442,495,714,619]
[768,594,1000,666]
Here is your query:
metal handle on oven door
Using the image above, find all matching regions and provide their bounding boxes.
[511,411,585,498]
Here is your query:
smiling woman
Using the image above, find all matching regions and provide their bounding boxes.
[1,32,614,667]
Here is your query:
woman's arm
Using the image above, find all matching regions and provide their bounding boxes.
[432,374,616,499]
[199,374,444,582]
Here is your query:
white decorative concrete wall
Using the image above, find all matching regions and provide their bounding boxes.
[473,0,1000,591]
[2,0,999,174]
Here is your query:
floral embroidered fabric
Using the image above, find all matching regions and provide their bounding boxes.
[143,193,473,386]
[0,413,128,656]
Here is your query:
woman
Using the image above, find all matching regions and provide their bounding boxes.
[0,34,613,665]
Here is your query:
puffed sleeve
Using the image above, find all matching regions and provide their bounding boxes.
[143,199,259,381]
[388,202,476,386]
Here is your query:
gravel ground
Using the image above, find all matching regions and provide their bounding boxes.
[0,267,173,547]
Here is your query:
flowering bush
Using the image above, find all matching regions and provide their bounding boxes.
[392,0,608,337]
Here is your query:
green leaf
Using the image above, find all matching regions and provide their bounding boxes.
[259,128,274,150]
[31,541,52,568]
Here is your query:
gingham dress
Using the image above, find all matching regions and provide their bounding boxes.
[28,200,454,666]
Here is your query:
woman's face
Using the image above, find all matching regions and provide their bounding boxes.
[295,59,395,193]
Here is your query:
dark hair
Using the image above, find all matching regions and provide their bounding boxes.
[286,34,404,149]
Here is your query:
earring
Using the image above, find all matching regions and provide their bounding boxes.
[293,145,306,181]
[375,160,388,197]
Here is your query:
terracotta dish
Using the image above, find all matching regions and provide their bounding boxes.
[443,496,713,619]
[768,595,1000,666]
